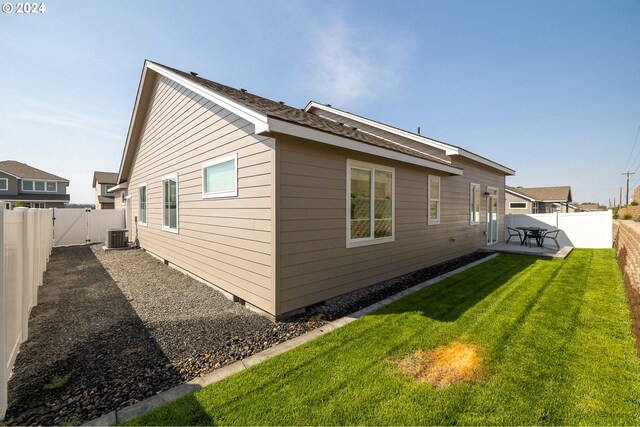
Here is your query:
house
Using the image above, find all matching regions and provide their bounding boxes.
[505,186,573,214]
[92,171,118,209]
[110,60,515,320]
[0,160,70,209]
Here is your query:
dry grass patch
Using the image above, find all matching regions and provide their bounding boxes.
[394,341,483,388]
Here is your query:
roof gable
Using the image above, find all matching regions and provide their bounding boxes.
[92,171,118,187]
[0,160,68,182]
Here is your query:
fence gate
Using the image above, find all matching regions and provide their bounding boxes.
[53,209,125,247]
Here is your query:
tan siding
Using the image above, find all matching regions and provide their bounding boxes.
[276,135,506,315]
[128,76,275,314]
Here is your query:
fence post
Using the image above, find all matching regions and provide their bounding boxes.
[0,207,7,420]
[15,208,29,343]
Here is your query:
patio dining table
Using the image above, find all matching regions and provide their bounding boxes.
[516,226,547,247]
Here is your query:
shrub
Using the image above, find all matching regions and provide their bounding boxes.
[623,214,633,220]
[631,201,639,206]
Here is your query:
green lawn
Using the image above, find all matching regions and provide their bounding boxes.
[127,249,640,425]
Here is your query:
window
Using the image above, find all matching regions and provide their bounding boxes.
[470,183,481,224]
[0,178,7,191]
[428,176,441,225]
[532,202,539,214]
[121,191,126,203]
[347,160,394,247]
[138,184,147,226]
[202,153,237,198]
[22,180,57,192]
[509,202,527,209]
[162,173,178,232]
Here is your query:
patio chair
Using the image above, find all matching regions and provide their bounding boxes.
[542,229,560,250]
[506,227,523,244]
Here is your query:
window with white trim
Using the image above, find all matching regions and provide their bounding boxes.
[21,180,58,192]
[162,173,178,232]
[509,202,527,209]
[428,175,440,225]
[470,183,481,224]
[0,178,7,191]
[347,160,394,247]
[202,153,237,198]
[138,184,147,226]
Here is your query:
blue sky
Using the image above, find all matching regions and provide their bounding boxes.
[1,0,639,204]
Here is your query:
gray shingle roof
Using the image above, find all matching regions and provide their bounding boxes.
[152,62,452,167]
[0,160,68,181]
[508,185,572,202]
[92,171,118,187]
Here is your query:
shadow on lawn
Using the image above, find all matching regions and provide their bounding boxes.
[5,245,181,426]
[375,254,541,322]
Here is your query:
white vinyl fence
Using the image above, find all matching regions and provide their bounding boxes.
[53,208,125,246]
[505,211,613,248]
[0,207,53,419]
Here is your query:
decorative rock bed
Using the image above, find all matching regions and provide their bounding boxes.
[4,245,490,426]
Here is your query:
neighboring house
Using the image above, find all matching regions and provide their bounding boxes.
[505,186,573,214]
[110,60,515,320]
[576,203,606,212]
[92,171,118,209]
[0,160,70,209]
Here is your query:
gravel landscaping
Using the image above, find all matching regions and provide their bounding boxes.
[4,245,491,426]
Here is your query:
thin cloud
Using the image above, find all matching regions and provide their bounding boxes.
[305,18,418,106]
[0,97,123,141]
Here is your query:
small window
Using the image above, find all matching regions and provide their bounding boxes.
[470,183,481,224]
[162,173,178,232]
[509,202,527,209]
[46,182,57,192]
[121,191,126,203]
[0,178,7,191]
[202,153,237,198]
[347,160,394,247]
[22,180,33,191]
[428,176,441,225]
[138,184,147,226]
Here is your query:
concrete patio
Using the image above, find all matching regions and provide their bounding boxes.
[481,241,574,259]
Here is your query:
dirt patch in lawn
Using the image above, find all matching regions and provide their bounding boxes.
[394,342,483,388]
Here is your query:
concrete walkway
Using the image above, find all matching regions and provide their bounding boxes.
[84,253,500,425]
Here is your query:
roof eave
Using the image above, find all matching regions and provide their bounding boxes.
[305,101,515,176]
[265,117,463,175]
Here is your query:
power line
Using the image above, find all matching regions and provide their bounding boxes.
[624,125,640,171]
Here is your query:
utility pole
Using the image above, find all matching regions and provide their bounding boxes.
[620,187,623,209]
[622,172,635,206]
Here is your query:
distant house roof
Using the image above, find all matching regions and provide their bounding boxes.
[0,160,68,182]
[507,185,572,202]
[92,171,118,188]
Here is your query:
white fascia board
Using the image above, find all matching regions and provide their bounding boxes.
[266,118,463,175]
[305,101,458,155]
[455,147,515,175]
[107,182,128,193]
[146,61,269,134]
[505,188,536,201]
[305,101,515,176]
[116,65,149,185]
[0,170,21,179]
